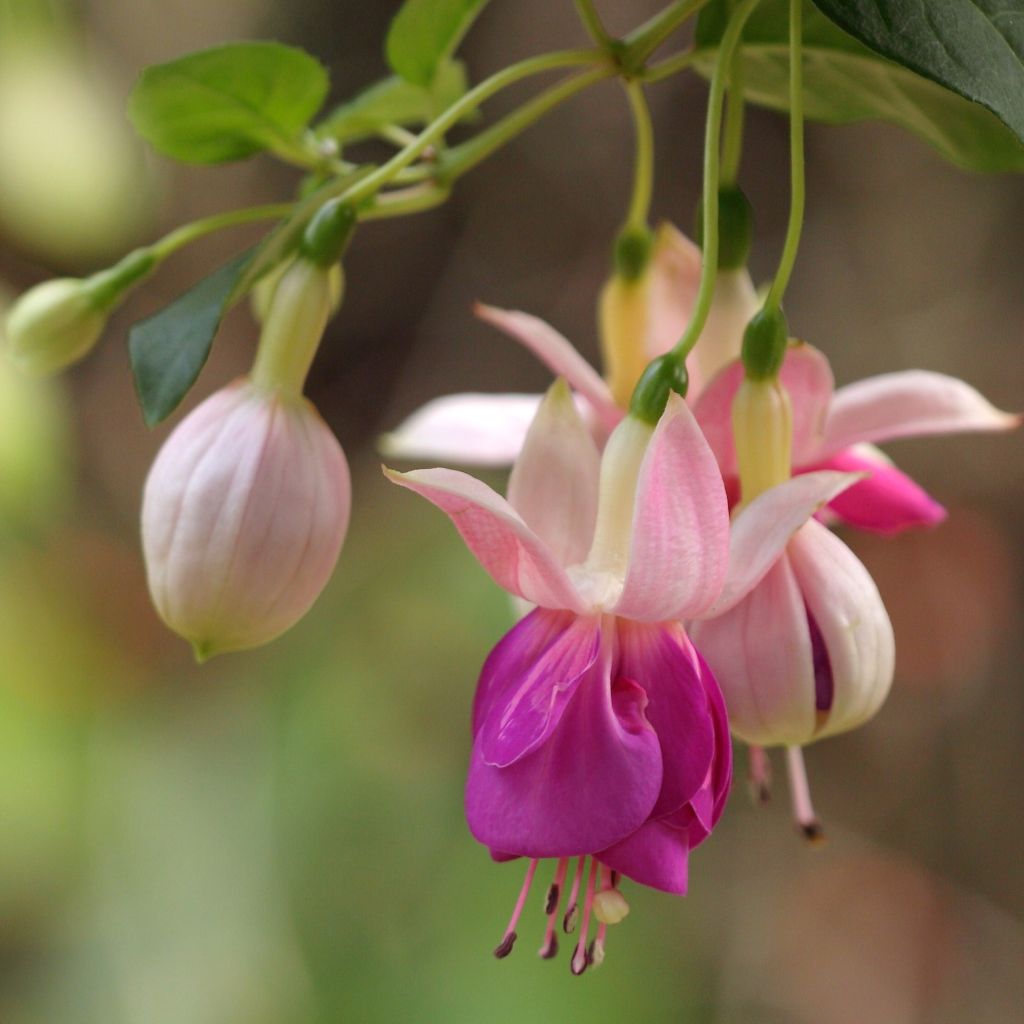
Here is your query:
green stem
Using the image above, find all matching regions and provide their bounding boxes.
[359,183,451,220]
[671,0,760,363]
[439,67,611,181]
[624,81,655,232]
[339,49,606,209]
[150,203,295,260]
[640,48,700,83]
[623,0,709,65]
[720,2,746,186]
[762,0,803,314]
[574,0,611,46]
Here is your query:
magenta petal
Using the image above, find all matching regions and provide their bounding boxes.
[466,629,663,858]
[616,620,715,817]
[475,610,602,767]
[806,448,946,534]
[695,646,733,825]
[598,819,691,894]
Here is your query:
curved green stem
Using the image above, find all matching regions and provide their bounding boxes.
[150,203,295,260]
[439,67,611,181]
[763,0,804,314]
[359,183,451,220]
[720,2,746,186]
[624,0,709,65]
[671,0,760,363]
[574,0,611,46]
[640,48,700,83]
[624,80,655,232]
[339,49,606,208]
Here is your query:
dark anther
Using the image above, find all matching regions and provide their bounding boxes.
[493,932,517,959]
[539,936,558,960]
[562,904,579,934]
[799,820,827,846]
[545,884,560,915]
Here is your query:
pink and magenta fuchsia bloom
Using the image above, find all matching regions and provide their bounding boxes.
[385,298,1014,539]
[692,342,1019,536]
[387,381,856,971]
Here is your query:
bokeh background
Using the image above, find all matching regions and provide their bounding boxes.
[1,1,1022,1021]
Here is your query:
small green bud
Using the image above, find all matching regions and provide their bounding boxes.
[694,186,754,270]
[299,201,357,267]
[4,279,106,376]
[741,307,789,380]
[628,353,688,425]
[613,227,654,281]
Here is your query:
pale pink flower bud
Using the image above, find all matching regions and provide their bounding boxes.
[141,379,350,658]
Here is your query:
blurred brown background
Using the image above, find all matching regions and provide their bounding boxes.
[0,1,1022,1021]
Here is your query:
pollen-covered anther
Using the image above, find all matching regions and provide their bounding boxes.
[592,887,629,925]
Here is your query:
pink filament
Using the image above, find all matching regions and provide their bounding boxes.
[539,857,569,957]
[785,745,819,827]
[749,744,771,802]
[563,854,587,931]
[502,858,538,941]
[571,858,599,974]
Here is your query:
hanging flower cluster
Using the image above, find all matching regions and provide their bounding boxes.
[1,0,1020,979]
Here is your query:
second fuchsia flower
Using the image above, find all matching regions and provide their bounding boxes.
[387,380,857,971]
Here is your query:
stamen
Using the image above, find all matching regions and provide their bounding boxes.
[590,923,608,968]
[748,744,772,804]
[786,746,825,844]
[539,857,569,960]
[494,858,538,959]
[563,854,586,933]
[570,858,599,975]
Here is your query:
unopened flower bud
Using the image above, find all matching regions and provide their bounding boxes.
[141,379,351,658]
[4,279,106,376]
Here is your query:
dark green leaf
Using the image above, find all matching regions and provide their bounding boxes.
[811,0,1024,147]
[129,252,252,426]
[695,0,1024,172]
[128,42,329,164]
[316,60,469,144]
[386,0,491,86]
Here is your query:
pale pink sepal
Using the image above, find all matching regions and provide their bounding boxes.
[507,379,600,568]
[692,343,834,475]
[707,470,863,617]
[384,466,586,612]
[820,370,1020,460]
[644,222,702,362]
[380,392,544,466]
[691,557,818,747]
[474,303,621,429]
[612,395,729,622]
[787,521,895,740]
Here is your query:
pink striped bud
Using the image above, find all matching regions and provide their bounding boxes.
[141,378,350,658]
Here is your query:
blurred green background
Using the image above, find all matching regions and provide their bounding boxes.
[1,1,1023,1021]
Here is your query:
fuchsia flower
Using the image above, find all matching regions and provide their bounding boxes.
[382,224,756,464]
[387,380,856,971]
[693,342,1019,535]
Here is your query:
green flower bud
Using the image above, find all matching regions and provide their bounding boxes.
[741,307,788,380]
[4,279,107,377]
[694,186,754,270]
[628,353,688,425]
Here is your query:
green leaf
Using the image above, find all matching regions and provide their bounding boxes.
[386,0,491,86]
[316,60,469,144]
[129,252,252,426]
[128,42,329,164]
[811,0,1024,148]
[695,0,1024,172]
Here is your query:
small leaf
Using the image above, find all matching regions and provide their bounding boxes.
[695,0,1024,173]
[812,0,1024,148]
[128,42,329,164]
[316,60,469,143]
[386,0,491,86]
[130,252,252,426]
